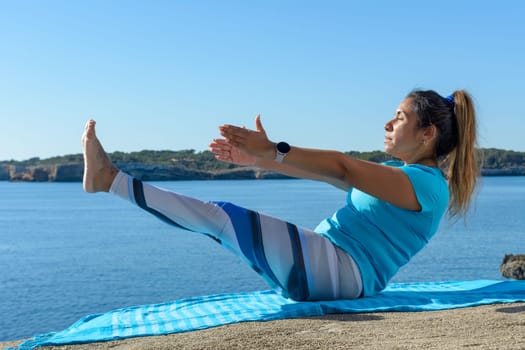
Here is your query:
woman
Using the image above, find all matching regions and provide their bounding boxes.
[82,90,478,300]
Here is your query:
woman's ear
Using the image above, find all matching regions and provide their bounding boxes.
[422,124,437,144]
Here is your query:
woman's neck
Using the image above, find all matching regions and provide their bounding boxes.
[402,152,439,168]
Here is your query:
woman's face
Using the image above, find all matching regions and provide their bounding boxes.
[383,98,426,161]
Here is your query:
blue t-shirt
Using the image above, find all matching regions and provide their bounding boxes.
[315,163,449,296]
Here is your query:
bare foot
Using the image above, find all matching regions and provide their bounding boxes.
[82,120,118,192]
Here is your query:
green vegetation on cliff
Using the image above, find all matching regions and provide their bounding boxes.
[1,150,235,170]
[478,148,525,169]
[2,148,525,170]
[1,148,524,182]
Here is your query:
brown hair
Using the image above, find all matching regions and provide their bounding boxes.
[407,90,479,218]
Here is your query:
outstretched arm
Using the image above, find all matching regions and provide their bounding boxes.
[209,116,350,190]
[215,115,422,211]
[209,138,350,190]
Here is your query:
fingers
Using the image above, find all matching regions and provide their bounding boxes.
[219,125,249,146]
[210,138,229,146]
[216,114,268,154]
[219,124,249,135]
[209,138,230,152]
[209,139,232,161]
[218,114,264,138]
[214,155,231,162]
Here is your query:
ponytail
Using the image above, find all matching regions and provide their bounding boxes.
[442,90,479,218]
[407,89,480,218]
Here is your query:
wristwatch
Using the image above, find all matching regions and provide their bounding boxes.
[275,142,291,163]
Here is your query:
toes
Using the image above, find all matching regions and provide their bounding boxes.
[85,119,96,130]
[83,120,97,140]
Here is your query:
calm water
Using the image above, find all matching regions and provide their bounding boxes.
[1,177,524,340]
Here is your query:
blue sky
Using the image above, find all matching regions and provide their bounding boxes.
[1,0,524,161]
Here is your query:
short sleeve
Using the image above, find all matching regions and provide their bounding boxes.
[400,165,448,213]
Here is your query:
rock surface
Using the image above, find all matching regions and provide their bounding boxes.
[500,254,525,280]
[0,163,292,182]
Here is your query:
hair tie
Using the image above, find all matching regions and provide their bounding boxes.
[444,94,455,108]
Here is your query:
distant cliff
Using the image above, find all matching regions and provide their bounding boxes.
[1,148,524,182]
[0,162,292,182]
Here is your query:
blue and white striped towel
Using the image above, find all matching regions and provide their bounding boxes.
[9,280,525,350]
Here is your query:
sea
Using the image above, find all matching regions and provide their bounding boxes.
[1,177,524,341]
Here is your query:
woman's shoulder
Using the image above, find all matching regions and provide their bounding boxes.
[381,160,444,178]
[398,163,449,211]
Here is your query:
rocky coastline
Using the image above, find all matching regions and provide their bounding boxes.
[0,162,294,182]
[1,162,524,182]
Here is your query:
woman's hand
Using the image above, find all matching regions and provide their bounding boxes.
[209,138,257,166]
[218,115,275,159]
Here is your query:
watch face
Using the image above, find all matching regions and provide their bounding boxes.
[276,142,291,153]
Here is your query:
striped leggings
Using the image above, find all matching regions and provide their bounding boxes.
[110,171,362,301]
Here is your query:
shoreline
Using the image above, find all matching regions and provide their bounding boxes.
[0,172,524,183]
[2,161,525,182]
[2,302,524,350]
